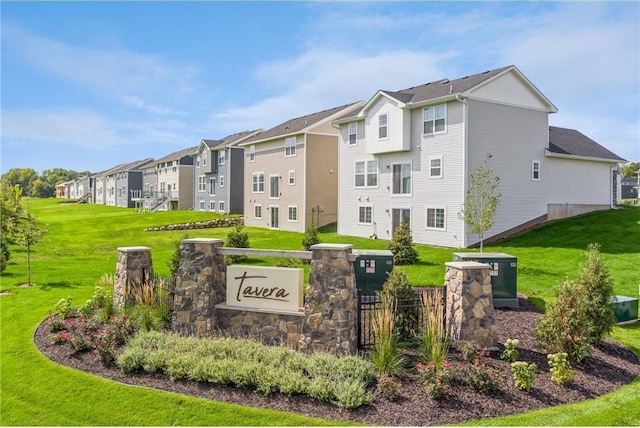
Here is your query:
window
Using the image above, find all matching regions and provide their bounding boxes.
[199,200,205,211]
[172,166,177,172]
[426,207,446,230]
[532,160,540,181]
[355,160,378,188]
[269,206,279,229]
[288,170,295,185]
[348,122,357,145]
[209,201,216,211]
[423,104,446,135]
[198,176,206,192]
[392,163,411,195]
[249,145,255,162]
[358,206,373,224]
[209,177,216,195]
[378,113,388,139]
[254,204,262,219]
[218,150,226,165]
[429,156,443,178]
[219,175,225,188]
[203,152,207,167]
[270,175,279,198]
[219,201,226,212]
[252,172,265,193]
[288,205,298,222]
[196,156,200,168]
[285,137,296,157]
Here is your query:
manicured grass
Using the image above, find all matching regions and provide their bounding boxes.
[1,199,638,425]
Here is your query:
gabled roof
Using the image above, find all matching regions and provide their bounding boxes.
[240,101,365,145]
[94,163,126,177]
[154,146,198,164]
[199,129,263,151]
[547,126,626,162]
[336,65,556,124]
[107,158,155,176]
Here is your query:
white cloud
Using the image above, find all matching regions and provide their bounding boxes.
[121,96,186,116]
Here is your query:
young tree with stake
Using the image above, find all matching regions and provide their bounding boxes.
[460,165,501,252]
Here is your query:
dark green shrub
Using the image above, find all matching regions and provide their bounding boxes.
[580,243,615,345]
[301,225,321,251]
[0,240,10,272]
[382,269,419,343]
[225,224,249,264]
[388,220,419,265]
[533,279,592,364]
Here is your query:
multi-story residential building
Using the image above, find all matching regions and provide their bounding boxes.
[93,163,125,205]
[333,65,625,248]
[193,130,263,214]
[241,102,365,232]
[132,147,197,212]
[104,158,154,208]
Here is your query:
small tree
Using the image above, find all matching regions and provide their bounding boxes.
[388,220,419,265]
[460,165,501,252]
[13,213,49,286]
[301,224,321,251]
[225,223,249,264]
[580,243,615,345]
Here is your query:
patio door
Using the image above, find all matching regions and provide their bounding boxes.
[391,208,411,236]
[270,206,279,229]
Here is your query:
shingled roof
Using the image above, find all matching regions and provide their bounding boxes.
[201,129,263,150]
[548,126,626,162]
[242,102,364,144]
[107,158,155,175]
[154,146,198,164]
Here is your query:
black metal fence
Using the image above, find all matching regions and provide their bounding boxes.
[357,287,445,349]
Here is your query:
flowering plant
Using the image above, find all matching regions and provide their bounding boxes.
[416,359,453,399]
[376,373,401,401]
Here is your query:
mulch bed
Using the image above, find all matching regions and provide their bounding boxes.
[34,297,640,426]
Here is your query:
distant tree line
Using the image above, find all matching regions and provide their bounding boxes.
[0,168,89,198]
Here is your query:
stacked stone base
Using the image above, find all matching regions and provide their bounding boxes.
[216,307,304,348]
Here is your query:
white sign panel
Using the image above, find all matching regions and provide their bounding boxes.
[226,265,304,312]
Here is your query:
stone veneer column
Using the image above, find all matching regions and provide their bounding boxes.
[171,238,226,336]
[114,246,153,309]
[445,261,498,349]
[300,244,358,355]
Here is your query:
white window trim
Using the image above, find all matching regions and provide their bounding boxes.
[354,159,378,189]
[254,204,262,220]
[219,175,225,188]
[348,122,358,146]
[203,151,207,167]
[422,103,447,136]
[209,201,216,211]
[209,177,216,196]
[269,205,280,230]
[532,160,541,181]
[391,162,412,196]
[249,145,256,162]
[269,174,280,199]
[429,155,444,179]
[199,200,205,211]
[284,136,297,157]
[198,175,206,192]
[358,205,374,225]
[252,172,265,193]
[219,201,226,213]
[378,113,388,140]
[425,206,447,231]
[287,205,298,222]
[288,170,296,185]
[218,150,226,165]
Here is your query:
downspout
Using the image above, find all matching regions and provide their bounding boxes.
[456,94,468,248]
[303,134,307,231]
[610,164,617,209]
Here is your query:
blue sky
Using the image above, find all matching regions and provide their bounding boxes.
[1,1,638,175]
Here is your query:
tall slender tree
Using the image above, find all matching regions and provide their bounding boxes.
[14,212,49,285]
[460,165,501,252]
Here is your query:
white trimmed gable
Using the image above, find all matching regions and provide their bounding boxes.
[466,68,558,113]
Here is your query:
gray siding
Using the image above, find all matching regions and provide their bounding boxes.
[229,146,245,214]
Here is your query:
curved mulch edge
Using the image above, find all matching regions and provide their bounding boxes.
[34,298,640,426]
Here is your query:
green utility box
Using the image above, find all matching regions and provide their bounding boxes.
[452,252,519,308]
[610,295,639,324]
[352,250,394,297]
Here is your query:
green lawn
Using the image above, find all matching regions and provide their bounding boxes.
[1,199,639,425]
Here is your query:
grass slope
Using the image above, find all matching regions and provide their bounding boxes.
[1,199,638,425]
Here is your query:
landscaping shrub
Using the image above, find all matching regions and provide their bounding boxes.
[376,373,401,401]
[225,223,250,264]
[533,279,592,364]
[500,338,519,362]
[382,269,420,342]
[416,359,453,399]
[369,292,404,375]
[579,243,615,345]
[466,363,500,394]
[301,224,321,251]
[55,296,73,319]
[548,352,575,385]
[511,361,537,391]
[388,219,419,265]
[419,288,448,367]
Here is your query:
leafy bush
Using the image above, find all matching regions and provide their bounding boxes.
[55,296,73,319]
[388,220,419,265]
[500,338,519,362]
[376,373,401,401]
[533,279,592,364]
[548,352,575,385]
[416,359,453,399]
[225,224,250,264]
[467,363,501,394]
[580,243,615,345]
[333,380,372,409]
[511,361,537,391]
[382,269,419,342]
